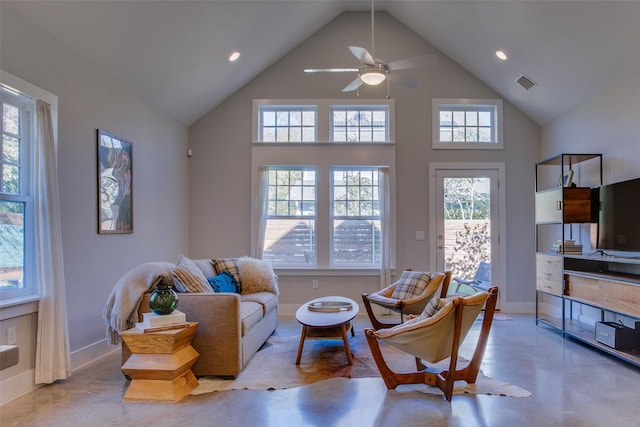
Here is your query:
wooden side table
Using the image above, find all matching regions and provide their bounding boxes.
[120,322,199,403]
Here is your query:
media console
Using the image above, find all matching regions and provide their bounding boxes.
[563,255,640,366]
[535,154,640,367]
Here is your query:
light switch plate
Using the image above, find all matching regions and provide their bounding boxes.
[415,231,425,241]
[7,327,16,345]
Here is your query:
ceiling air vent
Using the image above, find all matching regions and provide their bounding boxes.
[516,74,537,90]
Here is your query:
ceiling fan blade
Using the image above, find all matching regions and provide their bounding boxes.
[387,54,439,71]
[342,77,364,92]
[304,68,359,73]
[349,46,375,65]
[388,72,422,89]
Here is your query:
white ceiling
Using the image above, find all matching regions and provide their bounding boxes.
[5,1,640,126]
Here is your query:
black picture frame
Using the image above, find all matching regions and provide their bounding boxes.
[97,129,133,234]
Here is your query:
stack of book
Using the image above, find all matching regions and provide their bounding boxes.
[135,310,188,333]
[550,240,583,255]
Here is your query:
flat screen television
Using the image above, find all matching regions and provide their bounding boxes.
[592,177,640,253]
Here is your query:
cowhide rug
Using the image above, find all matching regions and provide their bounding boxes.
[191,333,531,398]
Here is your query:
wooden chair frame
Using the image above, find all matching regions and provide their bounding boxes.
[364,286,498,401]
[361,271,451,330]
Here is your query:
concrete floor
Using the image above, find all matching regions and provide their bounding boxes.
[2,314,640,427]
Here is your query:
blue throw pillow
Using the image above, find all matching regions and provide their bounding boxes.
[207,271,240,293]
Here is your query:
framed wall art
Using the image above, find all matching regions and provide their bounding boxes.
[97,129,133,234]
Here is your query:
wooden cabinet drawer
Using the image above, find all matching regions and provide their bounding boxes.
[536,254,563,296]
[566,274,640,318]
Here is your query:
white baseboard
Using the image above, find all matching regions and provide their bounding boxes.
[282,302,537,316]
[0,368,40,406]
[279,303,377,318]
[0,340,118,406]
[278,303,300,316]
[500,301,535,314]
[70,339,119,372]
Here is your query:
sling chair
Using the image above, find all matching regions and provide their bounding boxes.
[364,286,498,401]
[361,271,451,330]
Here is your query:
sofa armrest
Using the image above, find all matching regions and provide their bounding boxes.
[125,292,244,377]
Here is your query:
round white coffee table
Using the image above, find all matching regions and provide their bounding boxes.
[295,296,359,365]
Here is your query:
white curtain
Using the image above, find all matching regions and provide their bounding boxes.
[34,100,70,384]
[252,166,269,259]
[379,167,391,291]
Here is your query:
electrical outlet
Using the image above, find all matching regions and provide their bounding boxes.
[7,326,17,345]
[312,279,319,289]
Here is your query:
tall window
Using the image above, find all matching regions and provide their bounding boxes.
[262,167,316,265]
[432,99,503,149]
[252,99,395,271]
[1,87,34,299]
[331,168,381,266]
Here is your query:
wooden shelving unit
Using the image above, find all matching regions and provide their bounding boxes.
[532,154,640,367]
[535,153,602,334]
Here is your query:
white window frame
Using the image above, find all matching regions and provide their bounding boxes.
[1,71,56,313]
[330,167,381,267]
[252,99,395,144]
[432,99,503,150]
[1,82,35,304]
[330,105,389,143]
[257,105,317,143]
[251,99,395,274]
[262,166,317,266]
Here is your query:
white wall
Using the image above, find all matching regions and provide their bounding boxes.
[542,70,640,185]
[540,70,640,324]
[1,5,189,398]
[189,12,540,312]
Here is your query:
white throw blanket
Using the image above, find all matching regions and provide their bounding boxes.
[103,261,174,344]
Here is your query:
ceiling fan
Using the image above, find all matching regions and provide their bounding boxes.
[304,0,438,93]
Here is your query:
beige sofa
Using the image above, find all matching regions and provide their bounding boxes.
[121,258,278,378]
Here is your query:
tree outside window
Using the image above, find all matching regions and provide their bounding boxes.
[444,177,490,284]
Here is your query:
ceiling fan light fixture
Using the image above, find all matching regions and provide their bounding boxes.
[360,69,386,85]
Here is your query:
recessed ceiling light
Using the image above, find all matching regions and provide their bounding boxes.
[495,50,507,61]
[228,51,240,62]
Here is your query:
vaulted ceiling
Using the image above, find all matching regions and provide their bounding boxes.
[5,1,640,126]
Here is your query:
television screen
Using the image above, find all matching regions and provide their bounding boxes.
[593,177,640,253]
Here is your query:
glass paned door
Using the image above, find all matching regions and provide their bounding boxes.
[435,169,499,300]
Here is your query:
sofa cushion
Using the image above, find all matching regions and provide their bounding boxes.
[172,255,214,293]
[207,271,240,293]
[211,258,241,285]
[240,301,263,336]
[241,292,278,316]
[391,270,431,300]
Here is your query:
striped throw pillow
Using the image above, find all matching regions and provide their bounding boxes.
[211,258,241,285]
[391,271,431,300]
[422,297,445,317]
[172,255,214,293]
